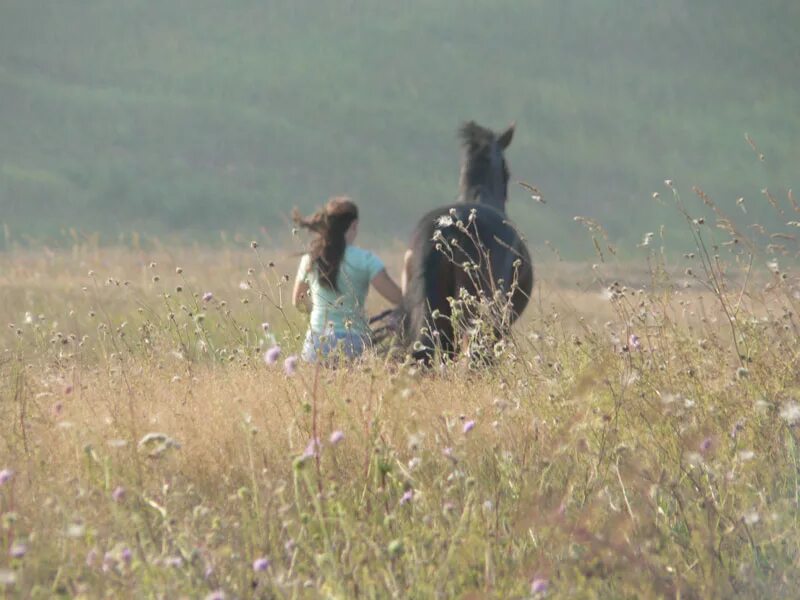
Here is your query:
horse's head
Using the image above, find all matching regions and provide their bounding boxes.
[457,121,514,213]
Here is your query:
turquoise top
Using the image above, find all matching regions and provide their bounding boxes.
[295,245,385,335]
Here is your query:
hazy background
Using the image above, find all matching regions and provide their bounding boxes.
[1,1,797,256]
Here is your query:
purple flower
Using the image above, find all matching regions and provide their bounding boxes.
[253,557,270,572]
[531,577,549,594]
[303,438,320,459]
[628,334,641,350]
[0,468,13,485]
[463,420,475,434]
[86,548,98,568]
[102,552,117,573]
[730,419,746,439]
[264,346,281,365]
[700,437,713,453]
[202,292,213,302]
[165,556,183,568]
[121,547,132,564]
[329,430,344,445]
[284,355,298,376]
[9,542,26,559]
[112,486,126,502]
[399,489,414,505]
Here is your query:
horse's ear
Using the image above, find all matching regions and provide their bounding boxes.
[497,123,515,149]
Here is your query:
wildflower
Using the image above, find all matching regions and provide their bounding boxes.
[9,542,26,559]
[437,215,454,228]
[86,548,98,567]
[738,450,755,461]
[443,501,455,513]
[699,437,713,453]
[261,322,270,333]
[329,430,344,445]
[628,334,641,350]
[730,419,745,439]
[165,556,183,568]
[463,420,476,434]
[399,489,414,505]
[112,486,126,502]
[202,292,213,302]
[284,355,298,376]
[264,346,281,365]
[253,557,270,572]
[121,547,132,565]
[531,577,549,595]
[284,539,296,554]
[250,241,259,249]
[780,401,800,426]
[743,510,760,525]
[102,552,117,573]
[0,570,17,586]
[0,469,13,485]
[303,438,320,459]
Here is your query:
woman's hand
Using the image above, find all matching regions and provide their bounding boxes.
[371,269,403,305]
[293,279,312,312]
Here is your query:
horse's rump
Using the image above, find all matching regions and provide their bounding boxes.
[403,202,533,362]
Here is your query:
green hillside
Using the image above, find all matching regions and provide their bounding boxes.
[1,1,798,254]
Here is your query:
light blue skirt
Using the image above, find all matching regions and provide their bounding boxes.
[301,330,369,363]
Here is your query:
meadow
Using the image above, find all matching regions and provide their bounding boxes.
[2,0,799,249]
[2,186,800,598]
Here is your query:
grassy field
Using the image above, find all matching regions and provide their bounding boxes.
[1,0,799,251]
[2,196,800,598]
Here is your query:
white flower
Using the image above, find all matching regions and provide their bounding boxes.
[436,215,454,228]
[743,510,760,525]
[780,401,800,425]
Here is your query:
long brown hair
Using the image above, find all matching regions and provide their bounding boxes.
[292,197,359,291]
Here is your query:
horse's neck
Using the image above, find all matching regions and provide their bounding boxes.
[459,187,506,213]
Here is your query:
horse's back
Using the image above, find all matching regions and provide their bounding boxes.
[405,202,533,346]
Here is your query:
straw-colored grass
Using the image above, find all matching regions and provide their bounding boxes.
[2,218,800,597]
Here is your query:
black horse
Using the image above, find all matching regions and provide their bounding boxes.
[399,121,534,363]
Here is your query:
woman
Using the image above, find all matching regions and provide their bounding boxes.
[292,197,402,362]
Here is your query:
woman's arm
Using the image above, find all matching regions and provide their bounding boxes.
[370,269,403,305]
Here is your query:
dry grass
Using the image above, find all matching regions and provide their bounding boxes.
[2,218,800,598]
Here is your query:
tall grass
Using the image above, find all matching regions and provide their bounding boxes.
[1,182,800,597]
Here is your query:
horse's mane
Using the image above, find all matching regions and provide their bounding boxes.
[458,121,495,154]
[458,121,509,207]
